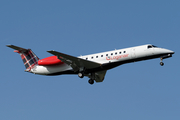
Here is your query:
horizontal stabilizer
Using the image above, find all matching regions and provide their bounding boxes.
[6,45,28,52]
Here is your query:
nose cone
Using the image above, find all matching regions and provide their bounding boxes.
[167,49,175,54]
[164,49,175,55]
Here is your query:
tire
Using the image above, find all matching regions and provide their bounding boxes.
[78,72,84,78]
[160,62,164,66]
[88,79,94,85]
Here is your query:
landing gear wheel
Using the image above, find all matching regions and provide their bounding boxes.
[88,79,94,85]
[78,72,84,78]
[160,62,164,66]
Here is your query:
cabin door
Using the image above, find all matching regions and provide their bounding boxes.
[131,48,136,59]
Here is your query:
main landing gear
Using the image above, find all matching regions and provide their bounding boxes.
[78,72,84,78]
[78,67,85,78]
[78,72,95,85]
[78,69,95,85]
[88,79,94,85]
[88,73,95,85]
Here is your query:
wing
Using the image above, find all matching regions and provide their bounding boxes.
[47,50,102,72]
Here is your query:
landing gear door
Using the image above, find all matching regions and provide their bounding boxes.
[131,48,136,59]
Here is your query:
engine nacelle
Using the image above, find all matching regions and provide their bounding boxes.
[38,56,64,66]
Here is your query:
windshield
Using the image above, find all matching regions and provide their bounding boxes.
[147,45,158,49]
[152,45,158,48]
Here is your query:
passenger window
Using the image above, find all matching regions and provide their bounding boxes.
[115,52,117,55]
[91,57,93,59]
[101,55,103,57]
[106,54,108,56]
[111,53,113,55]
[124,51,126,53]
[119,52,121,54]
[86,58,88,60]
[96,56,98,58]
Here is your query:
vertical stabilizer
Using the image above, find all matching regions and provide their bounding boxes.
[6,45,39,71]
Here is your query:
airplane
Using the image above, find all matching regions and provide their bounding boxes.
[6,44,174,85]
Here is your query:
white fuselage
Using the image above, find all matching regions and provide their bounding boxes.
[30,44,174,75]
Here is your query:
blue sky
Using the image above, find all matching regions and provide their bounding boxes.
[1,0,179,120]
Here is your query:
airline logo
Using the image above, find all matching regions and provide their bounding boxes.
[106,54,129,60]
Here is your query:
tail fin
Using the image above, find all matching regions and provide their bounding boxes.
[6,45,39,71]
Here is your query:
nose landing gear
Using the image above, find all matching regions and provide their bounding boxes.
[160,62,164,66]
[159,54,173,66]
[160,58,164,66]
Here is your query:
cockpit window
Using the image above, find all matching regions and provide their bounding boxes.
[147,45,158,49]
[147,45,152,49]
[152,45,157,48]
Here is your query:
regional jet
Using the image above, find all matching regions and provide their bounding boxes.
[7,44,174,84]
